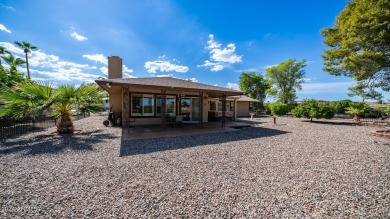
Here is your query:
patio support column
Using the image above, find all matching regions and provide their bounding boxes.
[122,86,130,127]
[200,92,203,123]
[222,94,226,127]
[161,89,166,127]
[234,98,238,121]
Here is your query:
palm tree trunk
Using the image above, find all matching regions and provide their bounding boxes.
[57,113,74,134]
[25,52,30,79]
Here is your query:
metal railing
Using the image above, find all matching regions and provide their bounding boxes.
[0,114,90,139]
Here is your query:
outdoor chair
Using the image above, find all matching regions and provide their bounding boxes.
[176,115,183,127]
[165,114,175,127]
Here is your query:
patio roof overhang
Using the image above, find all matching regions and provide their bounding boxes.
[95,78,244,98]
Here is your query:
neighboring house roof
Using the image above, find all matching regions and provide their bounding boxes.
[231,95,260,102]
[95,77,243,96]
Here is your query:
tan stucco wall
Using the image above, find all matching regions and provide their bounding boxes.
[237,102,250,117]
[131,118,162,126]
[109,90,122,112]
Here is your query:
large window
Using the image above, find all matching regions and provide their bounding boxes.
[230,101,235,111]
[218,101,223,111]
[209,101,216,111]
[156,96,176,116]
[131,94,154,116]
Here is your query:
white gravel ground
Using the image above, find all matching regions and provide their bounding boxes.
[0,115,389,218]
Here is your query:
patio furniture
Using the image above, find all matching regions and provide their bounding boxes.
[182,113,190,123]
[176,115,183,127]
[165,114,176,127]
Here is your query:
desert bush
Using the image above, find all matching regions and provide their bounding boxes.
[292,99,335,121]
[345,102,369,122]
[329,99,352,114]
[269,103,288,116]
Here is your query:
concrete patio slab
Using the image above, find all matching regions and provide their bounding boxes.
[122,121,256,140]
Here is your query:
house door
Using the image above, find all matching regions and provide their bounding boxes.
[180,98,200,122]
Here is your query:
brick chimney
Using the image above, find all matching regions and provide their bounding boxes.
[108,56,122,79]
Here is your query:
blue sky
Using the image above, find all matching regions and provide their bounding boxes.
[0,0,388,101]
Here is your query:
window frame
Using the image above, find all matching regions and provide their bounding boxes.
[131,93,155,116]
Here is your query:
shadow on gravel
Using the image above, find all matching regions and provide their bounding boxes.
[0,130,118,156]
[120,126,289,157]
[301,120,357,126]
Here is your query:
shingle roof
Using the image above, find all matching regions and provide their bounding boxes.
[96,77,243,94]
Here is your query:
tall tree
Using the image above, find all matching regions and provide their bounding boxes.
[14,41,38,79]
[0,46,11,66]
[1,54,26,72]
[347,82,383,102]
[0,81,105,134]
[238,72,269,104]
[321,0,390,99]
[265,59,306,104]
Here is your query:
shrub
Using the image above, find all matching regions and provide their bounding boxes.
[329,99,352,114]
[319,104,335,119]
[264,102,272,114]
[286,103,298,113]
[345,102,369,122]
[269,103,288,116]
[291,99,335,121]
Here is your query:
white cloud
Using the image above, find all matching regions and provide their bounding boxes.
[83,54,107,65]
[226,82,240,91]
[124,73,137,78]
[197,60,224,72]
[123,65,133,73]
[185,78,198,82]
[0,4,15,12]
[1,41,101,83]
[70,31,88,41]
[100,66,108,74]
[145,56,189,73]
[198,34,242,72]
[84,54,135,78]
[0,24,11,34]
[299,81,355,95]
[156,74,174,77]
[261,64,277,70]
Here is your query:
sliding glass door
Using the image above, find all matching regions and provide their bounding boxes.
[180,97,200,122]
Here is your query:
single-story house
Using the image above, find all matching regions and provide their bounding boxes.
[95,56,259,127]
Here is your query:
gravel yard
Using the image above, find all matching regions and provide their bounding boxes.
[0,115,389,218]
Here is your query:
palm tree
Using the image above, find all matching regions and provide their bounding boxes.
[14,41,38,79]
[345,102,369,122]
[1,54,26,72]
[0,81,105,134]
[0,46,11,66]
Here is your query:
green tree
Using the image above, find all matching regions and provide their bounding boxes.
[0,67,26,89]
[239,72,269,104]
[266,59,306,104]
[14,41,38,79]
[345,102,369,122]
[329,99,352,114]
[0,81,105,134]
[348,82,383,102]
[1,54,26,73]
[321,0,390,98]
[292,99,335,122]
[0,46,11,66]
[269,103,288,116]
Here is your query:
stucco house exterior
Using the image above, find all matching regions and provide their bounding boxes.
[95,56,259,127]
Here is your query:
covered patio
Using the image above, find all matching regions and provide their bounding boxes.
[122,121,255,141]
